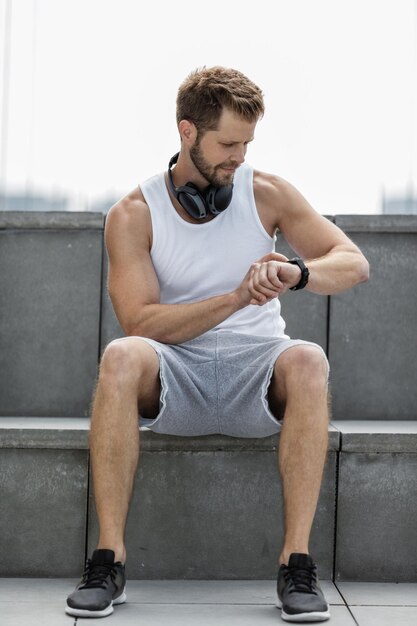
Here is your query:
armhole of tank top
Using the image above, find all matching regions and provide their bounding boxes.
[138,182,158,255]
[246,166,275,243]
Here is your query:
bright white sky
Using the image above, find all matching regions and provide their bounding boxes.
[1,0,416,213]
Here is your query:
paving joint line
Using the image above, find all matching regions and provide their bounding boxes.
[334,582,360,626]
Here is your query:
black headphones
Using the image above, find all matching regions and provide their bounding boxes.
[167,152,234,220]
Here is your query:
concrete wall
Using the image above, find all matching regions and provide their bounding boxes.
[329,216,417,420]
[0,212,104,417]
[1,212,416,421]
[1,212,417,581]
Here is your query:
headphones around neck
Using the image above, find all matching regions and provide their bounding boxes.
[167,152,234,220]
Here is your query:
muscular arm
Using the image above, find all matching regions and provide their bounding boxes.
[105,191,272,345]
[253,173,369,296]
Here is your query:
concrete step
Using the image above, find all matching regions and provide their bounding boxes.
[333,420,417,582]
[1,418,417,581]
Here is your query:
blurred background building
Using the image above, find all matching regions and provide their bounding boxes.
[382,193,417,214]
[1,0,417,215]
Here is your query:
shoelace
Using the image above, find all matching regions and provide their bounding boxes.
[284,564,316,594]
[79,560,117,590]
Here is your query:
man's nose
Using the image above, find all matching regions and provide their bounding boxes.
[232,145,246,165]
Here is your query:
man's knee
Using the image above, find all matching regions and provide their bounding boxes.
[276,345,329,390]
[99,337,160,386]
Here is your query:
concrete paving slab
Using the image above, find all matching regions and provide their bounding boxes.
[317,606,358,625]
[337,582,417,606]
[121,579,343,605]
[350,605,417,625]
[0,579,342,605]
[76,602,357,625]
[0,580,347,625]
[0,602,73,625]
[0,578,78,602]
[126,579,276,604]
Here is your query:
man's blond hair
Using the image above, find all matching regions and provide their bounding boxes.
[176,66,265,135]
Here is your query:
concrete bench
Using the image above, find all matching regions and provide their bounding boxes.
[1,418,417,582]
[0,417,89,577]
[0,417,339,579]
[333,420,417,582]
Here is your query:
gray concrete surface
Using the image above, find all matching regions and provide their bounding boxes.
[335,452,417,581]
[2,419,417,581]
[333,419,417,453]
[2,212,417,422]
[0,210,104,230]
[0,217,103,417]
[0,420,340,579]
[0,448,88,577]
[329,215,417,420]
[334,420,417,582]
[88,447,337,579]
[1,579,416,625]
[1,212,417,585]
[0,416,89,449]
[86,429,339,580]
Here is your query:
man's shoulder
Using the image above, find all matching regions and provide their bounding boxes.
[106,186,152,249]
[107,186,153,228]
[253,169,297,203]
[252,169,300,228]
[108,186,149,218]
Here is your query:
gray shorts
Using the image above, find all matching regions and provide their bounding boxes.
[134,330,327,439]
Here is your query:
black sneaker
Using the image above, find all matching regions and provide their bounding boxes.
[66,549,127,618]
[277,553,330,622]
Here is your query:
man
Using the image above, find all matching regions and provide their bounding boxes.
[66,66,369,622]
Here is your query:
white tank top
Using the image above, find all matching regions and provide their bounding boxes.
[140,162,288,338]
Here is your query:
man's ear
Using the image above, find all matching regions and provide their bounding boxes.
[178,119,197,146]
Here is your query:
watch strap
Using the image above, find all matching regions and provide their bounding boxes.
[288,257,310,291]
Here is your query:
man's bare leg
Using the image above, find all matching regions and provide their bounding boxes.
[268,345,329,565]
[90,338,161,564]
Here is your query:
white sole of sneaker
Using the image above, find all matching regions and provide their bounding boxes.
[276,600,331,622]
[65,588,127,618]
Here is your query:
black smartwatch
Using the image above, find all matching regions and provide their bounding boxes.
[288,257,310,291]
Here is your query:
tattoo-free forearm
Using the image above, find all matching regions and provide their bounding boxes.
[305,246,369,295]
[125,292,244,344]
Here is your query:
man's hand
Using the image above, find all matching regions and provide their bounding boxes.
[234,252,302,307]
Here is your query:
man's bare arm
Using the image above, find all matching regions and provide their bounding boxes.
[253,172,370,296]
[106,192,279,344]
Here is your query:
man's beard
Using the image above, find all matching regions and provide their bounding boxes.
[189,140,237,188]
